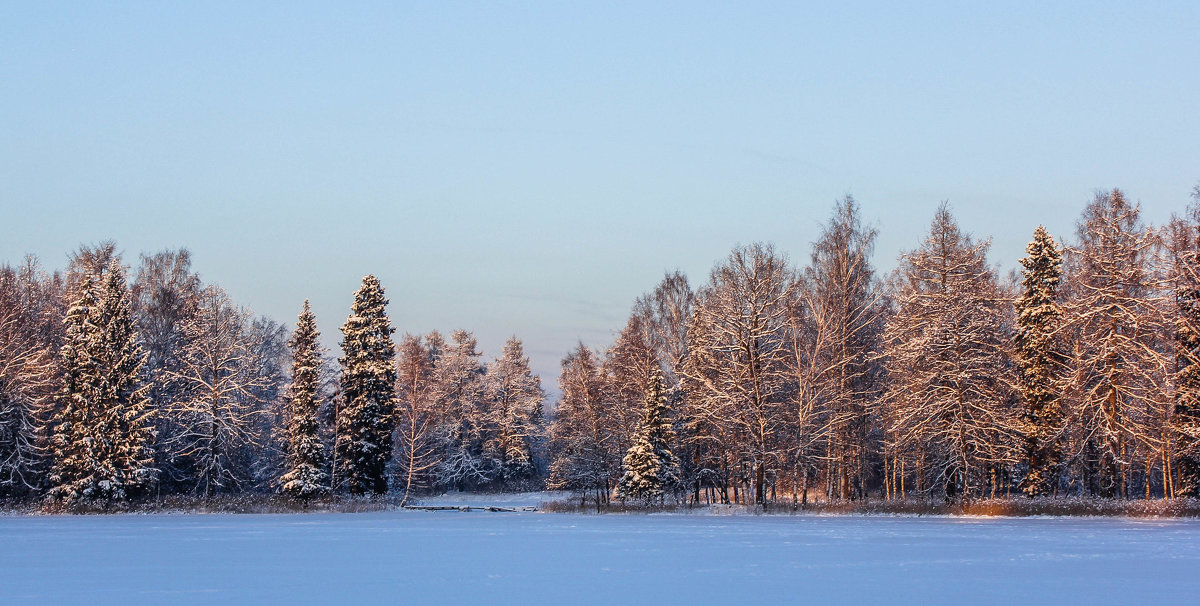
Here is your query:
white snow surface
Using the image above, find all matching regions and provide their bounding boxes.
[1,510,1198,605]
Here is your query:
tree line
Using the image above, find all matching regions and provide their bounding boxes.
[0,245,546,505]
[550,187,1200,505]
[3,185,1200,508]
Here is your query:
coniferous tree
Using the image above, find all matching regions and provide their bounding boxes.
[280,301,329,501]
[48,260,156,503]
[1014,226,1067,497]
[337,275,397,495]
[617,370,681,504]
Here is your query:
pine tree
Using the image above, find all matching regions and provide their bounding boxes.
[48,260,156,504]
[617,370,681,504]
[337,275,397,495]
[1014,226,1067,497]
[280,300,329,501]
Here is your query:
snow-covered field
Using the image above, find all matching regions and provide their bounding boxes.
[2,510,1198,605]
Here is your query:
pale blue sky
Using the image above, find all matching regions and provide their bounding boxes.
[2,2,1198,387]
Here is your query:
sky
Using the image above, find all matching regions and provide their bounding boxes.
[2,2,1198,391]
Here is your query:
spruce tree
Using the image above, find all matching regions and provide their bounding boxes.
[280,300,329,500]
[337,276,396,495]
[1014,226,1066,497]
[48,260,156,504]
[617,369,680,504]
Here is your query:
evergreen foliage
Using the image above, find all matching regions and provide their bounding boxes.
[280,300,329,500]
[337,275,397,495]
[1014,226,1067,497]
[617,370,680,504]
[48,260,157,504]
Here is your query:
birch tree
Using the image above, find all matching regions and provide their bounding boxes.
[799,196,884,500]
[167,286,268,494]
[394,334,440,504]
[683,243,796,505]
[131,248,201,485]
[0,267,56,494]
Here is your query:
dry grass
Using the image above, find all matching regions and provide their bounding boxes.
[3,493,398,516]
[542,496,1200,518]
[9,493,1200,518]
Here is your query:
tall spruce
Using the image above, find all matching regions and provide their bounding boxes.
[48,260,156,503]
[280,301,329,500]
[617,369,681,504]
[1014,226,1066,497]
[337,275,397,495]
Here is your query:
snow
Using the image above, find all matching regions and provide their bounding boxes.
[1,511,1198,604]
[411,490,571,508]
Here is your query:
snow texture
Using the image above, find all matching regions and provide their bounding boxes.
[1,510,1198,604]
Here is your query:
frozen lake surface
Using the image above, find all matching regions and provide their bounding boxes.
[2,510,1198,604]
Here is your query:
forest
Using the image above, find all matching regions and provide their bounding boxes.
[3,186,1200,510]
